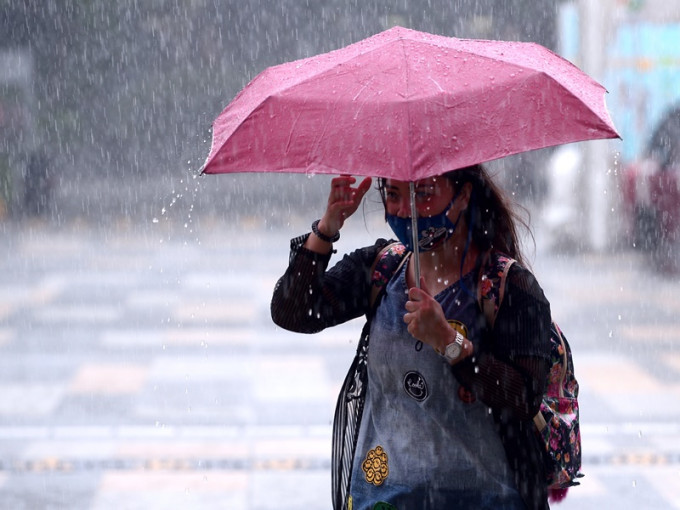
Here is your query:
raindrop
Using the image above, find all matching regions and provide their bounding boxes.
[152,217,159,223]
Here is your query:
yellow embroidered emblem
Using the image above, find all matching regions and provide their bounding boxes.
[447,319,468,338]
[362,446,389,486]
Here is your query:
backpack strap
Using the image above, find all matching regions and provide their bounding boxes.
[549,324,569,399]
[477,251,516,329]
[369,243,409,311]
[478,252,551,433]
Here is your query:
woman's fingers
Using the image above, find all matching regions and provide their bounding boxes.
[330,176,372,204]
[356,176,373,198]
[330,176,355,200]
[324,176,373,231]
[404,282,446,345]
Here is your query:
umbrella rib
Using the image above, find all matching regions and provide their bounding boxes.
[352,79,373,101]
[309,99,341,168]
[400,40,415,180]
[350,77,377,121]
[285,110,304,156]
[428,76,445,93]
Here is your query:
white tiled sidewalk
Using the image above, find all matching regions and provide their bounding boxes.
[1,222,680,509]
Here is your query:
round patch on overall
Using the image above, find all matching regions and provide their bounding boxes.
[403,371,428,401]
[362,446,389,486]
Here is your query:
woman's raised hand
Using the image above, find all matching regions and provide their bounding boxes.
[317,175,372,237]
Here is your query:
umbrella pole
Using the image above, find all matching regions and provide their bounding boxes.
[409,181,421,289]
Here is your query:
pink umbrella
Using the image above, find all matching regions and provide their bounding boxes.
[202,26,619,279]
[202,26,618,180]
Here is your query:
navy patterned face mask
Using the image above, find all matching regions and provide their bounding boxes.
[386,195,463,252]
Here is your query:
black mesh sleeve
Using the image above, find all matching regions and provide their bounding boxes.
[270,234,391,333]
[453,264,552,421]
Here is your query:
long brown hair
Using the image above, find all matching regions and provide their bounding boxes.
[445,164,530,267]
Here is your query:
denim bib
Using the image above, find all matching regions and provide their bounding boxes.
[349,262,523,510]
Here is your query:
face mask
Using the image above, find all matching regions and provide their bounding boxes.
[386,196,463,252]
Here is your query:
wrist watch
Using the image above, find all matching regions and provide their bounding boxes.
[442,332,464,363]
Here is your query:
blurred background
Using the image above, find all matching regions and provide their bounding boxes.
[2,1,680,509]
[0,0,596,229]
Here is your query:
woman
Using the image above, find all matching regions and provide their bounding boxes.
[271,165,552,510]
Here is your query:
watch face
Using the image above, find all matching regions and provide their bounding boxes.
[445,342,461,361]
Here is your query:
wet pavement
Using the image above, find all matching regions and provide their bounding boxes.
[1,216,679,509]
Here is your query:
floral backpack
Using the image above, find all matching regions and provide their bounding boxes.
[478,253,583,500]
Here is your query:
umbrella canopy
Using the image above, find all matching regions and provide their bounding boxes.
[202,26,619,180]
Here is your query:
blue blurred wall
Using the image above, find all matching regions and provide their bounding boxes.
[559,3,680,163]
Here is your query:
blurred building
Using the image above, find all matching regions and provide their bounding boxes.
[0,1,560,223]
[605,0,680,163]
[541,0,680,251]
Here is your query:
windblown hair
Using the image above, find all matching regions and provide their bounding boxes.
[445,164,530,267]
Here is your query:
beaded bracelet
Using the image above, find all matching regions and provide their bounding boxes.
[311,219,340,243]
